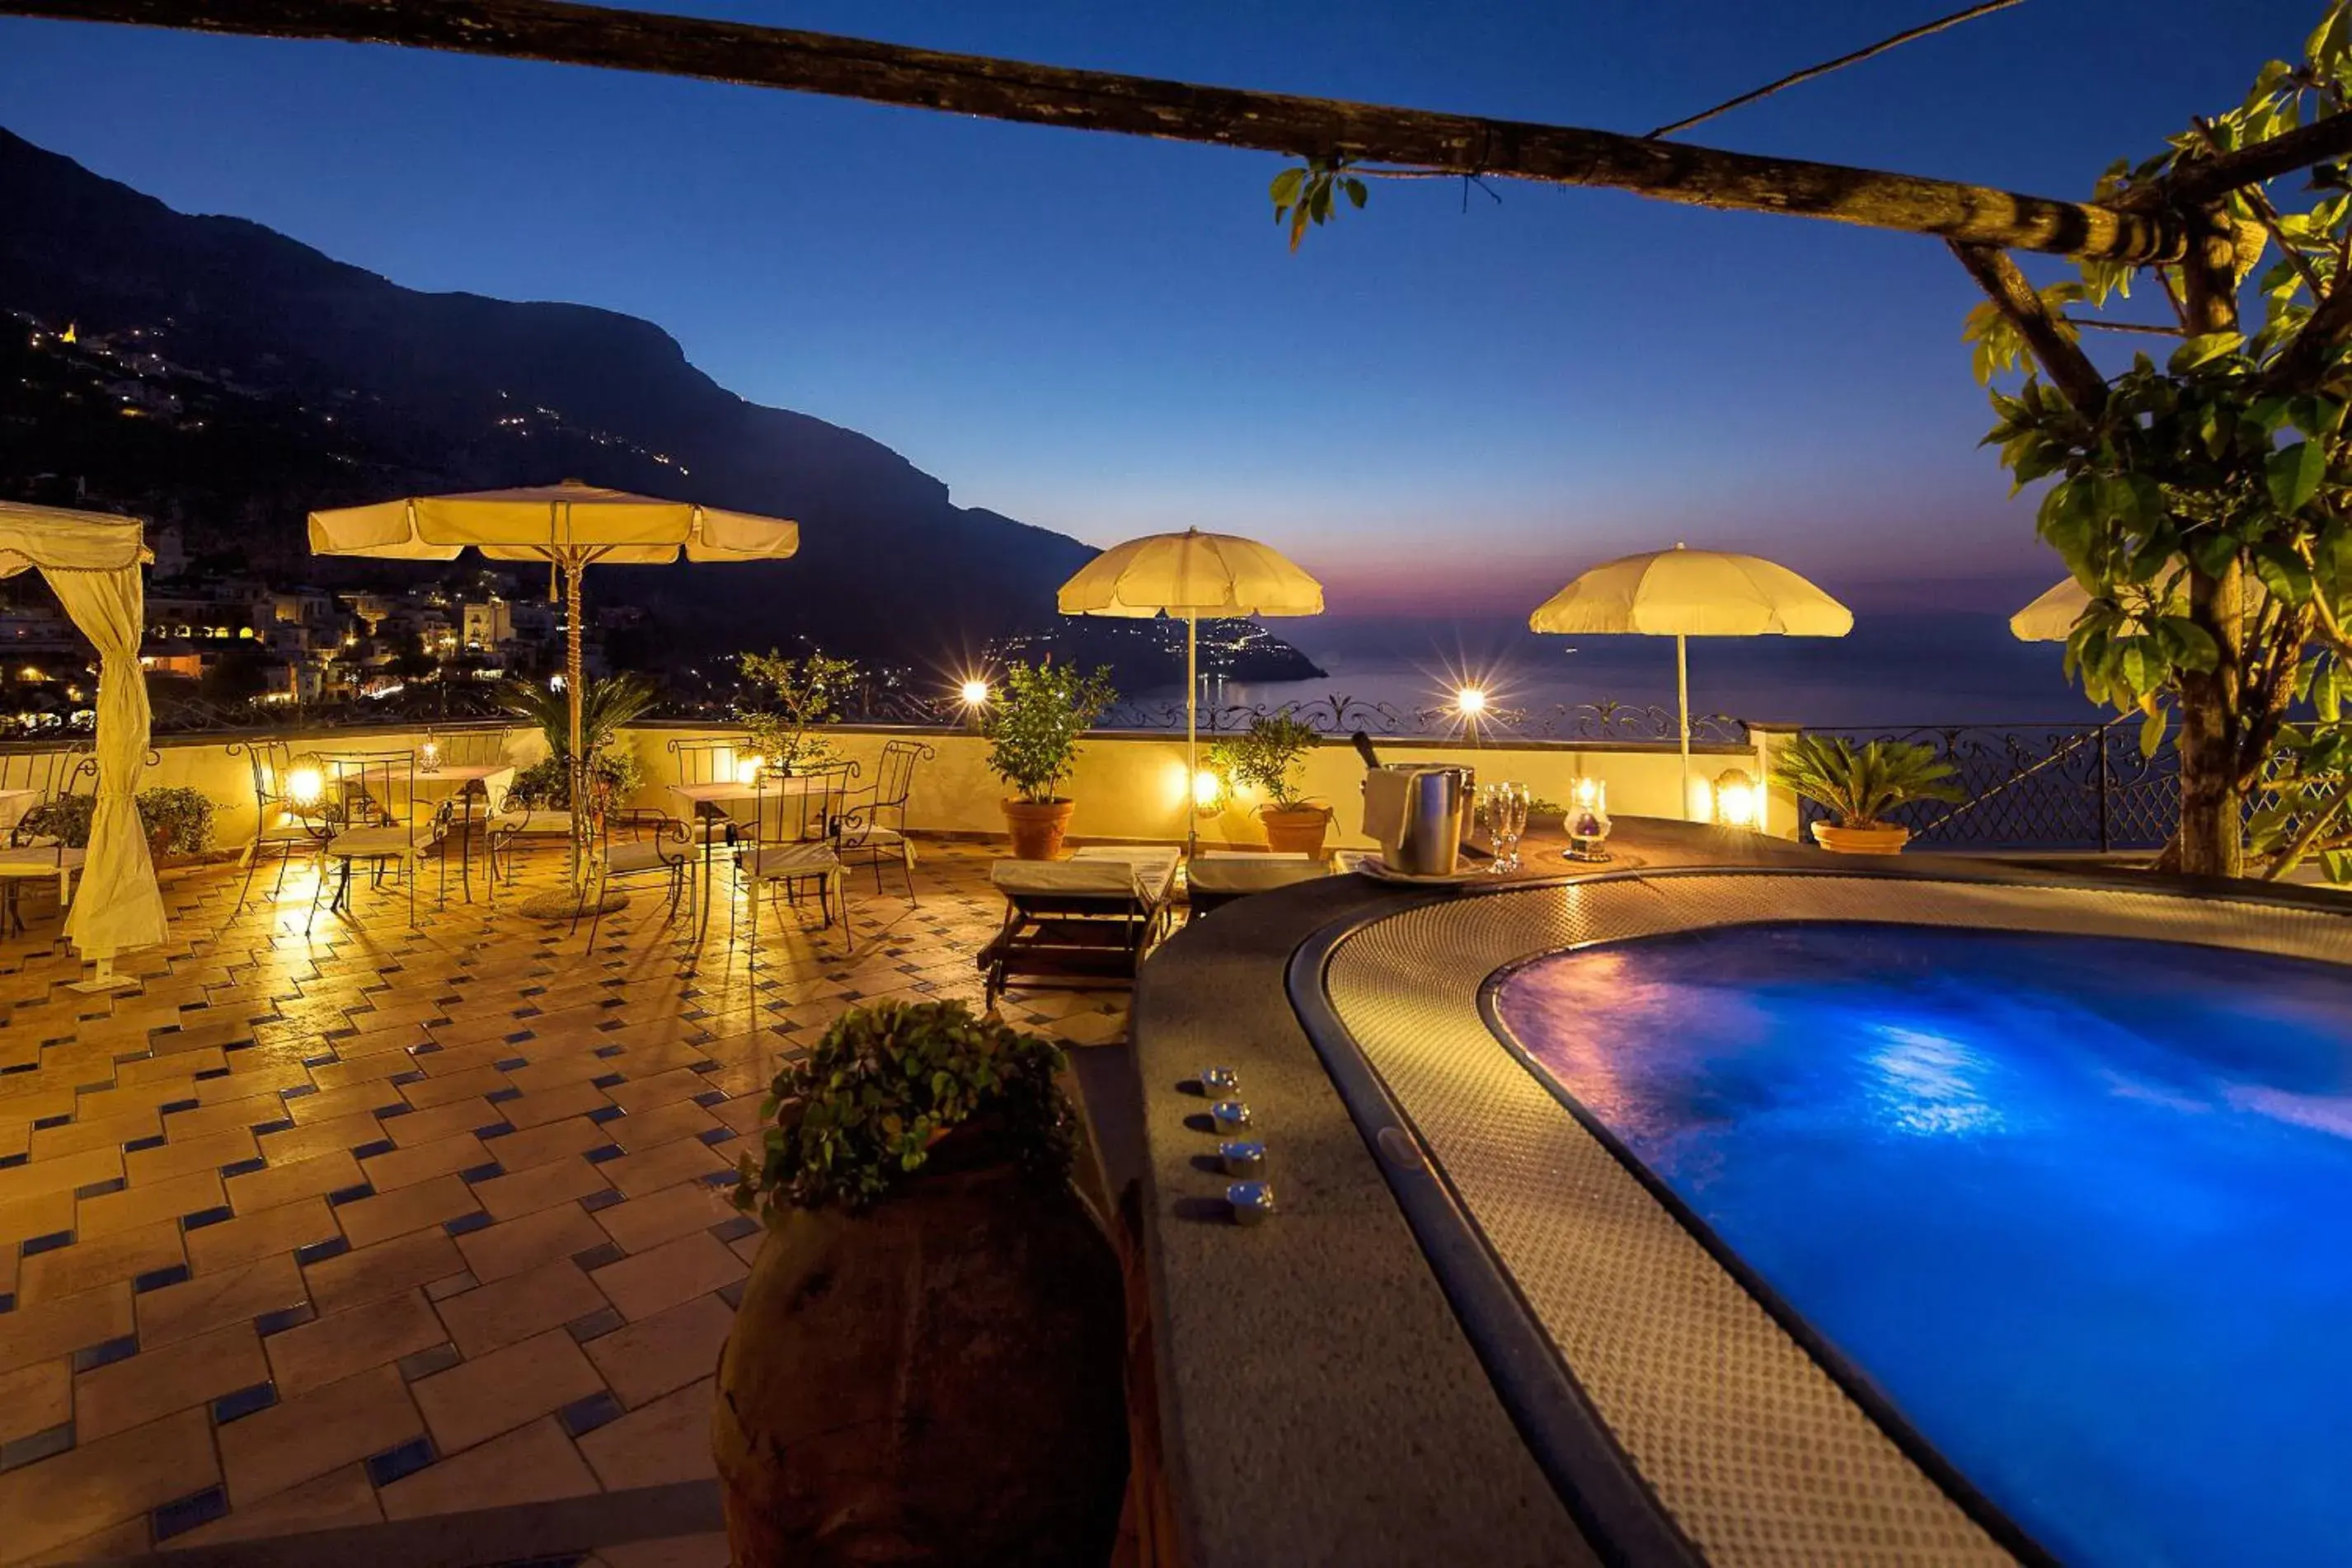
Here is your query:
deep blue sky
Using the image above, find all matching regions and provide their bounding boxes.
[0,1,2323,614]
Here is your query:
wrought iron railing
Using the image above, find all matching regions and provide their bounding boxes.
[829,689,1748,745]
[1795,719,2178,852]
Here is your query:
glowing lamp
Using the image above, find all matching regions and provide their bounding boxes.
[735,755,764,787]
[960,678,991,707]
[285,765,325,810]
[417,737,443,773]
[1688,776,1717,822]
[1193,769,1225,813]
[1454,686,1487,718]
[1714,768,1759,830]
[1566,777,1613,862]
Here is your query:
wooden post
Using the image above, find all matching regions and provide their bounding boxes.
[2,0,2198,262]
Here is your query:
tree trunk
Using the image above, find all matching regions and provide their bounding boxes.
[2171,209,2249,880]
[2174,666,2243,879]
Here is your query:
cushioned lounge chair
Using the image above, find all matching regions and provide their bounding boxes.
[979,846,1181,1010]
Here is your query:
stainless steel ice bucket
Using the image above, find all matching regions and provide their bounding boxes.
[1375,763,1475,876]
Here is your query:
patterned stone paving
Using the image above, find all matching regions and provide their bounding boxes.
[0,838,1129,1564]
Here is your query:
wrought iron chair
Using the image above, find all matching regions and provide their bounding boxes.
[430,724,514,888]
[0,746,92,937]
[836,738,933,903]
[574,780,696,949]
[230,737,312,910]
[666,733,759,847]
[724,759,857,969]
[303,749,453,929]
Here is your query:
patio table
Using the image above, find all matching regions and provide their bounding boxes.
[666,775,826,937]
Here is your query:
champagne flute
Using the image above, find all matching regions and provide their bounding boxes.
[1498,782,1529,871]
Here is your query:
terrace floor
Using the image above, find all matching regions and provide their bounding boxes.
[0,838,1129,1566]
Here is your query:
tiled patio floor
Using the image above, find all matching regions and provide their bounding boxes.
[0,838,1129,1565]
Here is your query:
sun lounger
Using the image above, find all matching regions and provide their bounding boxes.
[979,847,1181,1009]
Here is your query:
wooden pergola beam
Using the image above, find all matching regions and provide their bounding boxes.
[3,0,2190,264]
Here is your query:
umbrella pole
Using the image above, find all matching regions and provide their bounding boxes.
[1185,613,1197,861]
[1676,633,1693,820]
[566,555,585,885]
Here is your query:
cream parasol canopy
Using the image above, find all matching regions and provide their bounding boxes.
[2007,561,2261,642]
[311,481,798,904]
[0,502,162,986]
[1530,543,1852,815]
[1057,528,1323,852]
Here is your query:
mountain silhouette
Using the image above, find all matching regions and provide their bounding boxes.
[0,124,1100,669]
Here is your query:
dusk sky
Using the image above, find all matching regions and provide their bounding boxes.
[0,0,2321,615]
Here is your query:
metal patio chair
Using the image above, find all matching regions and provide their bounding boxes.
[0,746,92,937]
[575,782,696,949]
[724,758,857,970]
[836,738,933,903]
[230,737,313,910]
[305,749,453,929]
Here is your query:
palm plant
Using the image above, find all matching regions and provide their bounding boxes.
[1770,735,1962,829]
[500,674,656,809]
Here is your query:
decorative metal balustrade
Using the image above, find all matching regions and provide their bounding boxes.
[1795,719,2178,853]
[833,689,1749,745]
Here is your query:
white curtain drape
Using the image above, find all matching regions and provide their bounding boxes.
[49,566,164,960]
[0,504,162,965]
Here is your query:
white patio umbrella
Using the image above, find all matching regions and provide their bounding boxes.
[2008,561,2258,641]
[1057,528,1323,852]
[310,481,798,909]
[0,503,162,990]
[1530,543,1852,817]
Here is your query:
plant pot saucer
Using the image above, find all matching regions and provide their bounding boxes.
[518,887,628,921]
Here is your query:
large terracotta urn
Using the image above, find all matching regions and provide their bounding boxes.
[1002,797,1077,860]
[711,1123,1127,1567]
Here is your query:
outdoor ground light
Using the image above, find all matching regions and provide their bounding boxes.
[417,736,442,773]
[734,754,763,786]
[285,764,325,810]
[1193,768,1227,814]
[1714,768,1759,829]
[1567,777,1613,861]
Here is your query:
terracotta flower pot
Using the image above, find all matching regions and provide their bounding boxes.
[1260,804,1331,857]
[1811,820,1911,855]
[1002,797,1076,860]
[711,1127,1128,1568]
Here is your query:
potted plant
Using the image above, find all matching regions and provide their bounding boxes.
[16,788,215,861]
[137,786,215,861]
[715,1000,1124,1568]
[984,660,1115,859]
[500,673,656,808]
[1771,734,1963,854]
[735,648,860,773]
[1209,713,1330,856]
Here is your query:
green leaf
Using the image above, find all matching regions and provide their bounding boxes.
[2169,331,2244,372]
[1344,177,1368,209]
[2161,616,2220,671]
[2267,440,2327,513]
[1269,167,1304,205]
[2320,660,2344,722]
[2139,704,2167,758]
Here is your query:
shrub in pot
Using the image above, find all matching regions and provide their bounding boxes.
[1771,734,1962,853]
[714,1000,1125,1568]
[984,661,1115,859]
[500,673,655,806]
[17,787,215,859]
[735,648,859,773]
[1209,713,1330,856]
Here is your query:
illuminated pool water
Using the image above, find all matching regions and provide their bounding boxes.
[1491,922,2352,1568]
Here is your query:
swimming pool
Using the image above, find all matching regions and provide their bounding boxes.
[1491,921,2352,1568]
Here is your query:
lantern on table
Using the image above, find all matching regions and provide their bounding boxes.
[1566,777,1613,862]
